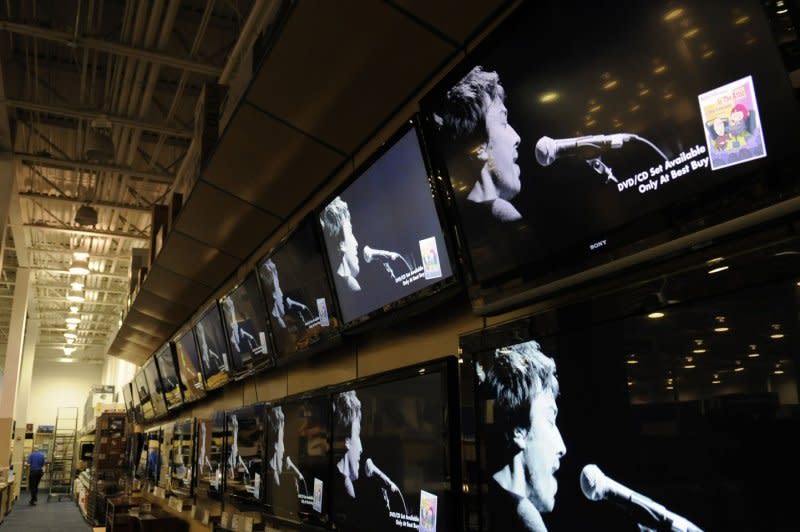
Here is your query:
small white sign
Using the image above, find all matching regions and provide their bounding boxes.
[316,299,330,327]
[312,477,324,513]
[419,237,442,280]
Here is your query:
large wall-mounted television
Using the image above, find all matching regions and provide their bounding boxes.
[318,120,458,329]
[223,403,267,507]
[330,357,461,532]
[264,393,331,527]
[134,369,154,422]
[158,423,173,490]
[143,356,168,419]
[423,0,800,314]
[194,302,232,390]
[169,418,195,498]
[173,327,207,403]
[137,426,162,486]
[155,343,183,410]
[257,216,342,360]
[220,272,273,377]
[129,379,144,425]
[196,411,226,500]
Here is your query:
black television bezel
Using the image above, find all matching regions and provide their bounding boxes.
[154,342,184,411]
[315,116,462,333]
[134,368,154,422]
[143,356,168,419]
[255,214,344,363]
[193,301,233,391]
[419,0,800,316]
[327,355,463,532]
[172,325,207,403]
[222,401,268,509]
[263,389,332,528]
[219,271,275,379]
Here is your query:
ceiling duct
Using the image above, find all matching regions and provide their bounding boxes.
[85,116,115,162]
[75,204,98,226]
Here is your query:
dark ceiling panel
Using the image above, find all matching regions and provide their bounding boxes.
[143,264,213,311]
[134,289,195,325]
[156,231,241,288]
[174,181,282,259]
[391,0,510,45]
[124,309,178,342]
[245,0,455,154]
[202,106,344,218]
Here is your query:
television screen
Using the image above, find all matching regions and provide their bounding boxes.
[196,411,226,499]
[143,357,168,418]
[223,403,267,506]
[122,382,135,423]
[174,328,207,403]
[134,369,154,421]
[126,433,143,479]
[169,418,195,498]
[220,272,273,376]
[194,302,232,390]
[265,395,331,526]
[137,427,162,485]
[330,357,459,532]
[155,343,183,410]
[129,379,144,424]
[318,123,456,327]
[257,216,341,358]
[159,423,173,489]
[424,0,800,311]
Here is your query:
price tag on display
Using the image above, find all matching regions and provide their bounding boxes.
[231,513,241,531]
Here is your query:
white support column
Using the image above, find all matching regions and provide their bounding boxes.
[10,318,38,498]
[0,267,31,475]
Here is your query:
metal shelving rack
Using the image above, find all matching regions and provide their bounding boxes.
[47,407,78,502]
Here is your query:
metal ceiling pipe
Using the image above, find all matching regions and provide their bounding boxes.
[219,0,273,85]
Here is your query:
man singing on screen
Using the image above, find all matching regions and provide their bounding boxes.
[480,340,567,531]
[437,65,523,222]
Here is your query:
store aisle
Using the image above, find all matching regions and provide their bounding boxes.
[1,498,90,531]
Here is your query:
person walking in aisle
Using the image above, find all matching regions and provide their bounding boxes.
[27,445,46,505]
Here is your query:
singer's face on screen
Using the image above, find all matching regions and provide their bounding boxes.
[521,389,566,513]
[483,97,521,200]
[274,423,285,472]
[339,217,360,279]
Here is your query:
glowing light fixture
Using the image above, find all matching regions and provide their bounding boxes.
[63,346,75,356]
[67,289,85,303]
[66,323,78,331]
[713,315,728,333]
[65,316,81,325]
[70,281,84,291]
[69,255,90,276]
[63,332,77,340]
[69,305,80,313]
[663,8,683,21]
[647,311,665,319]
[58,357,75,363]
[770,324,784,339]
[539,92,559,103]
[708,265,729,274]
[711,373,721,384]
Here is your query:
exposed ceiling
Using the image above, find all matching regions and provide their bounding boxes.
[0,0,513,367]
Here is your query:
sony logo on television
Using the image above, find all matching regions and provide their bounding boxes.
[589,239,607,251]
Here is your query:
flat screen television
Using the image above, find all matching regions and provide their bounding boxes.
[422,0,800,314]
[459,273,799,531]
[143,356,168,418]
[220,272,273,377]
[134,369,154,422]
[257,216,342,359]
[169,418,195,498]
[155,343,183,410]
[264,394,331,527]
[173,327,207,403]
[122,382,135,424]
[127,432,144,481]
[330,356,461,532]
[194,302,232,390]
[137,427,162,486]
[129,380,144,425]
[318,121,457,328]
[196,411,226,499]
[158,423,173,489]
[223,403,267,506]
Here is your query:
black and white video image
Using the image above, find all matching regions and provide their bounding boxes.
[258,217,340,356]
[155,344,182,409]
[195,303,231,390]
[220,272,272,375]
[265,397,330,525]
[427,0,799,283]
[224,404,266,504]
[173,329,206,403]
[169,419,194,498]
[319,127,453,324]
[196,412,226,498]
[331,370,452,532]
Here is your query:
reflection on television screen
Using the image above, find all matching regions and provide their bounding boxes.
[224,403,266,505]
[220,272,272,376]
[319,125,454,326]
[143,357,167,418]
[196,412,226,499]
[134,370,153,421]
[169,418,195,498]
[258,216,341,357]
[155,344,182,410]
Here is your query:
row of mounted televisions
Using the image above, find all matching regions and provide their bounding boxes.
[126,0,800,418]
[129,357,459,532]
